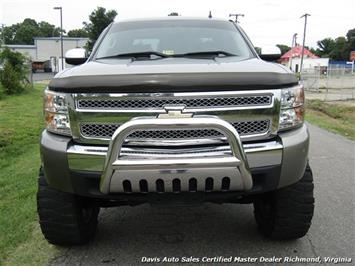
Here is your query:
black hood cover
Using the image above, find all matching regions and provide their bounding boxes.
[49,72,298,93]
[49,59,298,93]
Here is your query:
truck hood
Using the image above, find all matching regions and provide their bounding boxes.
[49,58,297,92]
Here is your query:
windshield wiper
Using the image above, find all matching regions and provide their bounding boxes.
[173,51,236,58]
[96,51,170,60]
[96,50,236,60]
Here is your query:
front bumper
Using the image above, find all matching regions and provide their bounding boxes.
[40,123,309,199]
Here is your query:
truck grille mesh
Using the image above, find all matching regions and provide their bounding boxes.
[77,95,272,110]
[80,120,270,139]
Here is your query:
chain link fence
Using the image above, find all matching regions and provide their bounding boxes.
[301,65,355,101]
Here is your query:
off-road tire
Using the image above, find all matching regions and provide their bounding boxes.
[37,169,100,245]
[254,164,314,240]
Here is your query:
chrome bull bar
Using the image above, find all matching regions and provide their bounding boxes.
[100,116,253,194]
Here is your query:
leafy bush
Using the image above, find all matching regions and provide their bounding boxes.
[0,47,30,95]
[0,62,25,94]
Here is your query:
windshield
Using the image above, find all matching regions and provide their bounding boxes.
[95,19,254,59]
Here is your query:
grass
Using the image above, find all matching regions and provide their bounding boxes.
[0,84,59,265]
[306,99,355,140]
[0,84,5,100]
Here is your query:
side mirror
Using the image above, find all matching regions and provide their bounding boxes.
[65,48,87,65]
[259,46,281,62]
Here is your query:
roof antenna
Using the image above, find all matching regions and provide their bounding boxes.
[208,11,212,18]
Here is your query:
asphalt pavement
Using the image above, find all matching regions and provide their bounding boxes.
[50,124,355,266]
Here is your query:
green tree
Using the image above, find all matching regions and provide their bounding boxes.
[254,47,261,54]
[13,18,40,44]
[83,7,117,51]
[0,47,30,94]
[67,28,89,38]
[329,37,348,60]
[2,25,18,44]
[315,38,336,57]
[309,47,318,55]
[276,44,291,55]
[38,21,61,37]
[314,29,355,60]
[2,19,62,44]
[346,28,355,57]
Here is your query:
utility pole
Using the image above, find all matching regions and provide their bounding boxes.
[300,13,310,73]
[293,33,298,47]
[54,7,64,71]
[229,13,244,23]
[289,33,297,70]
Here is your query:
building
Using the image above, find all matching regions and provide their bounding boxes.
[5,37,88,72]
[4,44,37,59]
[289,58,329,74]
[279,45,329,73]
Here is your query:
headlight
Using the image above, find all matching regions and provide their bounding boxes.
[279,85,305,130]
[44,89,71,136]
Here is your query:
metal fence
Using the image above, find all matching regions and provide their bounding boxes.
[301,66,355,101]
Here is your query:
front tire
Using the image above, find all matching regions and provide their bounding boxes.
[37,169,99,245]
[254,164,314,240]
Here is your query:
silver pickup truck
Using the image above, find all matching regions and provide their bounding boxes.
[37,17,314,245]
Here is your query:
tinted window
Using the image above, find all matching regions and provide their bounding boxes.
[95,20,253,58]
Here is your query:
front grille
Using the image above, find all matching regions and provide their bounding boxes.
[77,95,272,110]
[129,129,222,139]
[80,120,270,139]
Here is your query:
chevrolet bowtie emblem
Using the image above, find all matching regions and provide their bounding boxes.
[158,105,193,119]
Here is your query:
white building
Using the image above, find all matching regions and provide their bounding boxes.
[6,37,88,71]
[5,44,37,59]
[290,58,329,72]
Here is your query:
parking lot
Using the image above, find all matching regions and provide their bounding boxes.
[49,123,354,266]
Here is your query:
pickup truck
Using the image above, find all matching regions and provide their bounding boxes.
[37,17,314,245]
